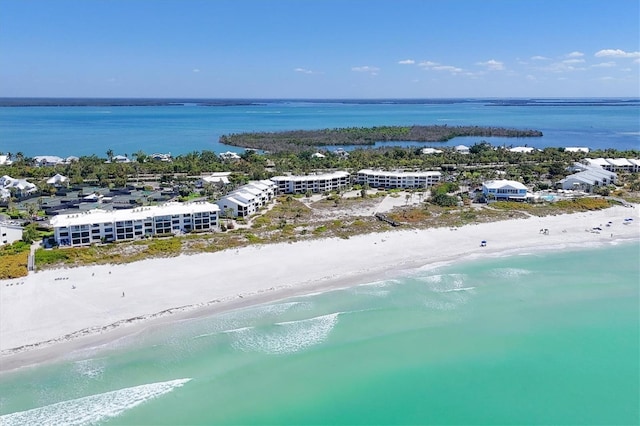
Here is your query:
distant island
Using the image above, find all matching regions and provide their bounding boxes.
[219,125,543,153]
[1,97,637,107]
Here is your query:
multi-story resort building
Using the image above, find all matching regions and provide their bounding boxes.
[216,180,277,218]
[270,171,350,194]
[559,165,618,192]
[51,201,220,247]
[585,158,640,173]
[356,169,442,189]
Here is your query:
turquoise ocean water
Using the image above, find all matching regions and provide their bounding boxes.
[1,100,639,157]
[1,242,638,425]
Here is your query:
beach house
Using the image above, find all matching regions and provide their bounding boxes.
[356,169,442,189]
[46,173,69,187]
[51,201,220,247]
[195,172,231,188]
[0,175,37,199]
[482,179,529,201]
[270,171,350,194]
[33,156,65,167]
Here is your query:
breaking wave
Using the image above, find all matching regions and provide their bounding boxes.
[0,378,191,426]
[489,268,533,278]
[230,313,339,354]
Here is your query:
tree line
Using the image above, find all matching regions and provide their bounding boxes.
[3,144,638,194]
[219,125,543,153]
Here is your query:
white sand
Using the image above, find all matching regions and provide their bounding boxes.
[1,205,638,369]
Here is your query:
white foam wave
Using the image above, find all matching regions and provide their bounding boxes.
[440,286,476,293]
[193,326,253,340]
[231,313,339,354]
[424,300,460,311]
[73,359,105,379]
[421,274,468,292]
[256,301,311,315]
[357,279,399,288]
[421,274,473,310]
[0,378,191,426]
[490,268,532,278]
[423,274,443,283]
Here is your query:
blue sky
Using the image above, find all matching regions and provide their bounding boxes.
[1,0,638,98]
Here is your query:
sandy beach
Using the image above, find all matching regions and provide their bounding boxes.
[1,205,638,371]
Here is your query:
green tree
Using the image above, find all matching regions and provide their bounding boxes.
[22,223,39,243]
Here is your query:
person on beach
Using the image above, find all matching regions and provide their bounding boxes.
[122,292,125,297]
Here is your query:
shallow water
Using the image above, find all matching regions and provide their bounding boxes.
[1,242,638,425]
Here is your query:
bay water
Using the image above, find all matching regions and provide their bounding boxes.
[1,242,638,425]
[1,100,639,157]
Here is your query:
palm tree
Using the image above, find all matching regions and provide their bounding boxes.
[106,149,114,163]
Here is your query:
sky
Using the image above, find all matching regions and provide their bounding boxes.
[1,0,639,98]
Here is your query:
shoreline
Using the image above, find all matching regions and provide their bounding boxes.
[1,205,638,373]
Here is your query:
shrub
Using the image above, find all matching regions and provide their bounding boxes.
[0,251,28,278]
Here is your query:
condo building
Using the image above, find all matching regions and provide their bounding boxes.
[356,169,442,189]
[51,202,220,247]
[216,180,278,218]
[270,171,350,194]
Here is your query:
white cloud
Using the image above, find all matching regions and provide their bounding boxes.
[477,59,504,70]
[432,65,462,73]
[418,61,462,74]
[566,51,584,58]
[294,67,313,74]
[591,61,616,68]
[192,68,200,73]
[598,76,615,81]
[398,59,415,65]
[562,58,585,64]
[595,49,640,58]
[526,74,537,81]
[537,61,586,73]
[531,55,550,61]
[351,66,380,75]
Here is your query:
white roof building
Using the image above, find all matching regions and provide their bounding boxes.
[271,171,350,194]
[558,165,617,192]
[482,179,530,200]
[585,158,640,173]
[0,222,23,246]
[220,151,241,160]
[0,175,37,198]
[312,152,326,158]
[33,156,64,166]
[509,146,536,153]
[112,155,131,163]
[454,145,470,154]
[51,201,220,247]
[565,147,590,153]
[216,180,277,218]
[150,153,172,162]
[0,155,12,165]
[196,172,232,187]
[47,173,69,186]
[421,148,443,155]
[356,169,442,189]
